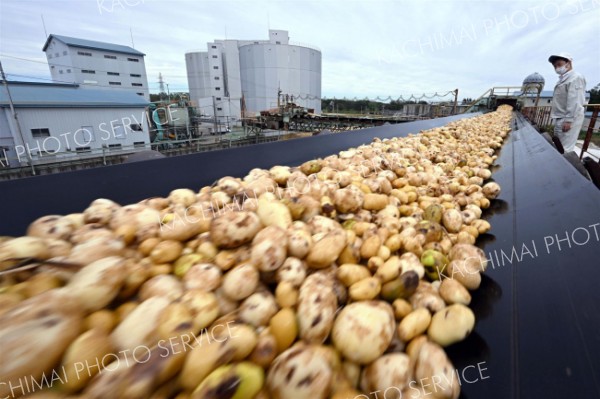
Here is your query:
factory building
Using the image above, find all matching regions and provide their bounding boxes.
[185,30,321,126]
[42,34,150,100]
[0,81,150,168]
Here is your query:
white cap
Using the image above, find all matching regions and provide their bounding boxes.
[548,52,573,63]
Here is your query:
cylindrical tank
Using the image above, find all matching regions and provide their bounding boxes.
[185,51,212,106]
[238,43,321,114]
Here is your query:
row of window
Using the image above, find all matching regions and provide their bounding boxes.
[31,126,144,139]
[48,50,69,59]
[76,51,139,62]
[107,72,142,77]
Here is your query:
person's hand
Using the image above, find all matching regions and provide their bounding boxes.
[562,122,572,132]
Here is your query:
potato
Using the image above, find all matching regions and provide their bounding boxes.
[257,197,292,229]
[150,240,183,264]
[111,296,170,352]
[360,353,412,397]
[428,304,475,346]
[276,257,307,287]
[413,341,460,399]
[297,273,337,344]
[0,290,82,399]
[482,182,501,199]
[398,308,432,342]
[239,291,278,327]
[275,280,299,308]
[0,236,51,270]
[363,193,388,211]
[60,328,114,392]
[442,209,463,233]
[439,278,471,305]
[27,215,76,240]
[249,328,279,367]
[270,308,298,353]
[287,227,313,259]
[332,301,395,364]
[349,277,381,301]
[267,343,333,399]
[222,262,259,300]
[305,229,347,268]
[183,263,222,292]
[410,281,446,313]
[140,274,183,301]
[67,256,126,312]
[251,229,288,272]
[381,270,419,302]
[210,211,262,248]
[333,187,364,213]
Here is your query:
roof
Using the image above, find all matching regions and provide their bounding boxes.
[0,81,149,108]
[43,34,145,56]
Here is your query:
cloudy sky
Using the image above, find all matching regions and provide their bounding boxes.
[0,0,598,101]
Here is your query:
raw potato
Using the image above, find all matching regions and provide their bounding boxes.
[413,341,460,399]
[482,182,501,199]
[305,229,347,268]
[398,308,432,342]
[257,196,292,229]
[67,256,127,312]
[210,211,262,248]
[0,290,82,399]
[439,278,472,305]
[222,262,259,300]
[428,303,475,346]
[332,301,395,364]
[111,296,170,351]
[267,343,334,399]
[297,273,337,344]
[360,353,412,397]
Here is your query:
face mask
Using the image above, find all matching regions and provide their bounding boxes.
[555,65,568,75]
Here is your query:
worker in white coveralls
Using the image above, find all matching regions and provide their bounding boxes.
[548,52,587,153]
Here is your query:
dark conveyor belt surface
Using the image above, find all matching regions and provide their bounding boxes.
[1,111,599,399]
[448,112,600,399]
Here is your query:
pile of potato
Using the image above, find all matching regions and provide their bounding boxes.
[0,106,513,399]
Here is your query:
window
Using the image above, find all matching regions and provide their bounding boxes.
[547,99,551,104]
[31,128,50,138]
[63,51,67,55]
[130,73,141,77]
[109,81,122,86]
[214,77,220,80]
[59,70,63,74]
[127,58,139,62]
[75,146,91,153]
[51,65,55,69]
[48,54,53,59]
[136,92,144,96]
[54,52,59,57]
[213,66,219,70]
[132,83,143,87]
[215,87,221,91]
[77,51,92,56]
[276,41,281,44]
[82,70,95,74]
[216,97,221,100]
[107,72,120,76]
[130,124,143,132]
[212,55,218,58]
[66,69,71,73]
[217,107,222,111]
[104,55,117,59]
[211,45,217,49]
[108,144,122,150]
[134,141,145,147]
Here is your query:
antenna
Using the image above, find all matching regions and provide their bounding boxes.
[130,27,135,48]
[267,12,270,30]
[41,15,48,38]
[158,73,165,98]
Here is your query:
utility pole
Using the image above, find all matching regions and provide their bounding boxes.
[0,61,35,175]
[452,89,459,115]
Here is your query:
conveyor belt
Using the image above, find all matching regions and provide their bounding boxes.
[447,112,600,399]
[1,112,599,398]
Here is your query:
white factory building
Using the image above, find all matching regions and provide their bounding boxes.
[185,29,321,126]
[0,81,150,168]
[42,34,150,100]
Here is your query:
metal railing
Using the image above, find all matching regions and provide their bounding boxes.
[521,104,600,160]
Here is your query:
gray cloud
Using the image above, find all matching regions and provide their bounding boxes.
[0,0,598,100]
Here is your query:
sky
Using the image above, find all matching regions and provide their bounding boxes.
[0,0,598,101]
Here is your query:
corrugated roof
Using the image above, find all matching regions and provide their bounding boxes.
[0,81,149,108]
[43,34,145,56]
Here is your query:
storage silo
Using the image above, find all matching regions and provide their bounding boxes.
[238,39,321,114]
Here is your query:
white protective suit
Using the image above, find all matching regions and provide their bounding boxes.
[551,69,587,153]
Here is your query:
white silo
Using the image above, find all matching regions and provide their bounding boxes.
[238,32,322,114]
